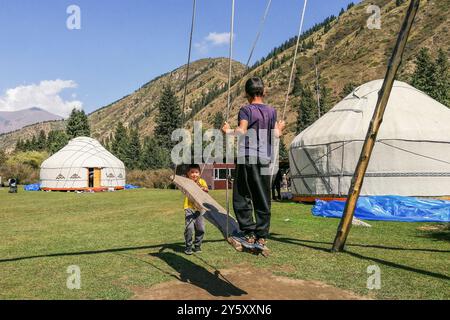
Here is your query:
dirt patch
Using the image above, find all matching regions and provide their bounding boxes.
[417,225,448,232]
[130,265,368,300]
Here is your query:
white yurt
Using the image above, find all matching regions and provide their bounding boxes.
[40,137,126,191]
[289,80,450,201]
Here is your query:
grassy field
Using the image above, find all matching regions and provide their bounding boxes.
[0,187,448,300]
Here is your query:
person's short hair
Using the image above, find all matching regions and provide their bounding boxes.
[245,77,265,98]
[186,164,201,174]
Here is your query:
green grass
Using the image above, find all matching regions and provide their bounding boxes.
[0,187,448,300]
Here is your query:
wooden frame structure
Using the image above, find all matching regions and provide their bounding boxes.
[332,0,421,252]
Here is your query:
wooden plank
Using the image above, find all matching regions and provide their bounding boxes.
[172,175,269,256]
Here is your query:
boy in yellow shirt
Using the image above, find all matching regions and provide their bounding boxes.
[183,164,208,255]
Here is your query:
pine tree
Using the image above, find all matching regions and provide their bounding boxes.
[279,138,289,162]
[36,130,47,151]
[0,149,7,166]
[292,65,304,97]
[213,112,224,130]
[319,81,332,113]
[47,130,69,154]
[411,48,437,97]
[66,108,91,139]
[154,85,182,150]
[15,139,24,152]
[127,128,141,169]
[30,135,38,151]
[140,136,170,170]
[434,49,450,107]
[296,85,316,133]
[111,122,130,166]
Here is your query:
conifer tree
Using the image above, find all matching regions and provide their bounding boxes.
[127,128,141,169]
[411,48,437,97]
[292,65,304,97]
[66,108,91,139]
[296,85,316,133]
[111,122,130,166]
[140,136,170,170]
[213,112,224,130]
[36,130,47,151]
[435,49,450,107]
[154,85,182,150]
[0,149,7,166]
[279,138,289,162]
[47,130,69,154]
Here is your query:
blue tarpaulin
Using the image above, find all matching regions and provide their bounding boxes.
[124,184,140,190]
[312,196,450,223]
[24,183,41,191]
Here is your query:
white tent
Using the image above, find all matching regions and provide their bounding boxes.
[40,137,126,191]
[289,80,450,201]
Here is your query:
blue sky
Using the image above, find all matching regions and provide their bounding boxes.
[0,0,360,117]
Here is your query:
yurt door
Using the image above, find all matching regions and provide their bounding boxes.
[94,168,101,188]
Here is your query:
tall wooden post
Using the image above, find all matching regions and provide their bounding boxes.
[331,0,420,252]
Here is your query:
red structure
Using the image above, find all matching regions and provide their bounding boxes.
[200,163,235,190]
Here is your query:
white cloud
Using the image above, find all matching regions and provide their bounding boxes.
[205,32,231,46]
[0,79,83,118]
[195,32,233,55]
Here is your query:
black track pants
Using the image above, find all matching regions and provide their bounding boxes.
[232,161,272,239]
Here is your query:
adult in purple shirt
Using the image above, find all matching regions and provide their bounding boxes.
[222,77,285,251]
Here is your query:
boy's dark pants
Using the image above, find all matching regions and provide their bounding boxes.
[184,209,205,249]
[233,160,272,239]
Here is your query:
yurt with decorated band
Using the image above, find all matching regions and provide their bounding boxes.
[289,80,450,202]
[40,137,126,191]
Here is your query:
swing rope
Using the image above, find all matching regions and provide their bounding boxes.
[270,0,308,181]
[173,0,197,180]
[282,0,308,121]
[245,0,273,69]
[200,0,272,177]
[225,0,236,239]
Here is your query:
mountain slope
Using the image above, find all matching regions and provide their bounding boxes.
[89,58,245,141]
[0,107,62,134]
[1,0,448,153]
[190,0,450,143]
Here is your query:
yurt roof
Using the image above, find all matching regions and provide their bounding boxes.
[291,80,450,148]
[41,137,124,169]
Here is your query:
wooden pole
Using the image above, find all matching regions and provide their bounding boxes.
[331,0,420,252]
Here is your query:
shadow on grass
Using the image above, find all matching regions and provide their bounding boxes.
[147,249,247,298]
[269,235,450,281]
[0,240,223,264]
[418,226,450,242]
[115,244,247,297]
[269,233,450,253]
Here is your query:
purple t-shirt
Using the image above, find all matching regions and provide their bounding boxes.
[238,104,277,161]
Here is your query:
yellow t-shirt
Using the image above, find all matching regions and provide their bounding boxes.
[184,178,208,210]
